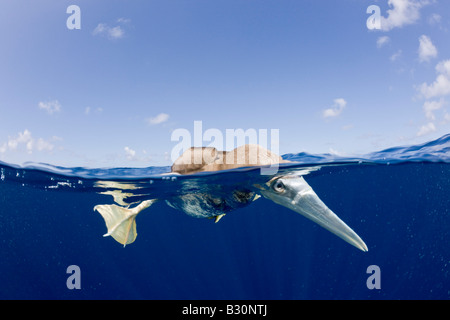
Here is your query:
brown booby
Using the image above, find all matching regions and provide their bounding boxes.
[94,145,368,251]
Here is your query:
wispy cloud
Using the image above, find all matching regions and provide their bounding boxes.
[380,0,428,31]
[84,106,103,115]
[146,113,170,125]
[419,59,450,99]
[377,36,390,48]
[390,49,402,62]
[124,146,136,160]
[38,100,61,115]
[323,98,346,119]
[116,18,131,24]
[423,99,445,121]
[0,130,57,154]
[417,122,436,137]
[418,35,437,62]
[444,112,450,123]
[416,59,450,137]
[123,146,152,162]
[428,13,441,25]
[93,23,124,39]
[92,19,129,40]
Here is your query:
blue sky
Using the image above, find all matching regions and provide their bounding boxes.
[1,0,450,167]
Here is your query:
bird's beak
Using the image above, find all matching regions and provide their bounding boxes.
[259,176,368,252]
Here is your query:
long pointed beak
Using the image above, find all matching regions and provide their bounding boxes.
[259,176,368,252]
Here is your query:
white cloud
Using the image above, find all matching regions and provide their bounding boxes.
[123,147,152,162]
[124,146,136,160]
[380,0,428,31]
[117,18,131,24]
[390,50,402,62]
[0,130,55,154]
[146,113,169,125]
[417,61,450,134]
[418,35,437,62]
[93,23,106,35]
[420,75,450,98]
[85,106,103,115]
[419,59,450,99]
[108,26,124,39]
[34,138,55,152]
[93,22,126,40]
[323,98,347,118]
[377,36,390,48]
[38,100,61,114]
[428,13,441,25]
[423,99,445,121]
[444,113,450,123]
[417,122,436,137]
[436,60,450,77]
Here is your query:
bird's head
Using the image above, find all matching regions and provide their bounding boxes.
[256,175,368,252]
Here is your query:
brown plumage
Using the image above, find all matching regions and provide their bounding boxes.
[171,145,290,174]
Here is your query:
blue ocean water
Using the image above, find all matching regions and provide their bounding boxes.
[0,135,449,300]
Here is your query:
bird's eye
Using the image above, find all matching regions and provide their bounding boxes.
[272,179,285,193]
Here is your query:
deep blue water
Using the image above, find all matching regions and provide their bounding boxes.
[1,135,449,300]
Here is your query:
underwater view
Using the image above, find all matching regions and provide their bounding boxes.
[0,134,449,300]
[2,1,450,305]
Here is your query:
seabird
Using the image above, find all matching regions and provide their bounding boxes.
[94,145,368,251]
